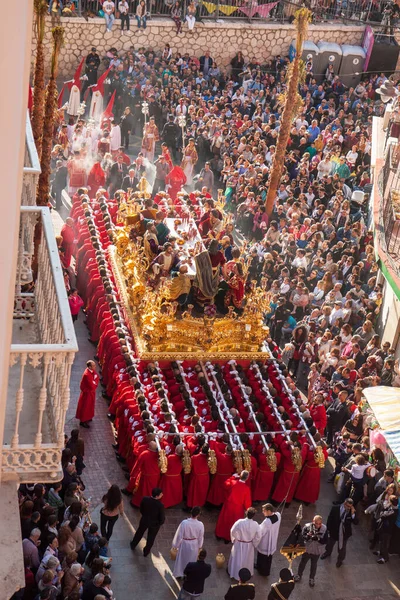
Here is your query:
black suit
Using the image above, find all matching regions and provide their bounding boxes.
[122,174,138,192]
[120,113,134,148]
[82,581,111,600]
[162,121,180,160]
[323,504,358,562]
[326,399,350,444]
[182,559,212,595]
[109,162,128,194]
[130,496,165,556]
[52,166,68,209]
[225,583,256,600]
[199,55,214,74]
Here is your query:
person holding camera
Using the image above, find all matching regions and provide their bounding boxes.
[294,515,327,588]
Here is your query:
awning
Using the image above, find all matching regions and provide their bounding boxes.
[363,386,400,462]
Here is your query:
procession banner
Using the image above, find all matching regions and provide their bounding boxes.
[256,1,278,17]
[362,25,374,71]
[218,3,239,14]
[238,3,258,17]
[239,1,277,17]
[201,1,217,12]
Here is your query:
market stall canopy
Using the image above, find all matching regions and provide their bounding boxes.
[363,386,400,462]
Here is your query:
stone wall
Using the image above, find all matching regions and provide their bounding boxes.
[32,16,368,78]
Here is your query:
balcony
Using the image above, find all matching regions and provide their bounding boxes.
[22,113,40,207]
[3,206,78,483]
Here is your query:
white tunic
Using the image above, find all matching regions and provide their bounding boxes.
[172,518,204,578]
[90,90,104,123]
[228,518,261,581]
[257,512,281,556]
[110,125,122,152]
[67,84,81,117]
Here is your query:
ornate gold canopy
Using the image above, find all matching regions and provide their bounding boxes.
[108,226,272,361]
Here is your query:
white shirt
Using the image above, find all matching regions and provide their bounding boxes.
[118,0,129,12]
[103,1,115,13]
[172,518,204,578]
[257,512,281,556]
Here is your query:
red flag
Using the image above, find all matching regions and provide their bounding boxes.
[102,90,116,120]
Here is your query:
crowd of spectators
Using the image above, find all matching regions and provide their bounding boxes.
[42,34,400,597]
[14,430,123,600]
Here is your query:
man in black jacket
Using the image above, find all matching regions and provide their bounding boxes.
[120,107,134,150]
[122,167,138,192]
[162,115,180,161]
[52,160,68,210]
[321,498,358,567]
[82,573,111,600]
[267,568,295,600]
[130,487,165,557]
[326,390,350,445]
[178,549,211,599]
[270,297,289,346]
[199,51,213,77]
[224,568,255,600]
[109,155,128,196]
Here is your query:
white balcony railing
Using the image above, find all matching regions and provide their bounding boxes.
[3,207,78,482]
[22,112,41,207]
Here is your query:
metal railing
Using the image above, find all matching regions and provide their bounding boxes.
[3,207,78,483]
[22,113,41,207]
[378,137,400,272]
[72,0,385,23]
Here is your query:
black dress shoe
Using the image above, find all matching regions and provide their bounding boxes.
[116,454,126,463]
[80,422,90,428]
[121,488,132,496]
[336,561,343,568]
[112,443,119,450]
[320,553,330,560]
[107,414,115,421]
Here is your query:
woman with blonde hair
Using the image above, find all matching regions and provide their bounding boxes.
[354,319,375,349]
[58,526,76,562]
[321,271,333,293]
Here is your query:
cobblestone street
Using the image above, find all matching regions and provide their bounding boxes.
[62,314,400,600]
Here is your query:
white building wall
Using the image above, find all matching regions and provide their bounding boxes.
[0,1,35,595]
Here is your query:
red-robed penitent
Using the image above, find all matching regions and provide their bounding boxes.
[87,162,106,196]
[165,166,187,200]
[207,451,234,506]
[60,223,76,268]
[271,442,308,504]
[160,454,183,508]
[252,451,281,502]
[75,367,99,422]
[215,478,252,541]
[186,453,210,508]
[294,447,327,504]
[129,449,161,507]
